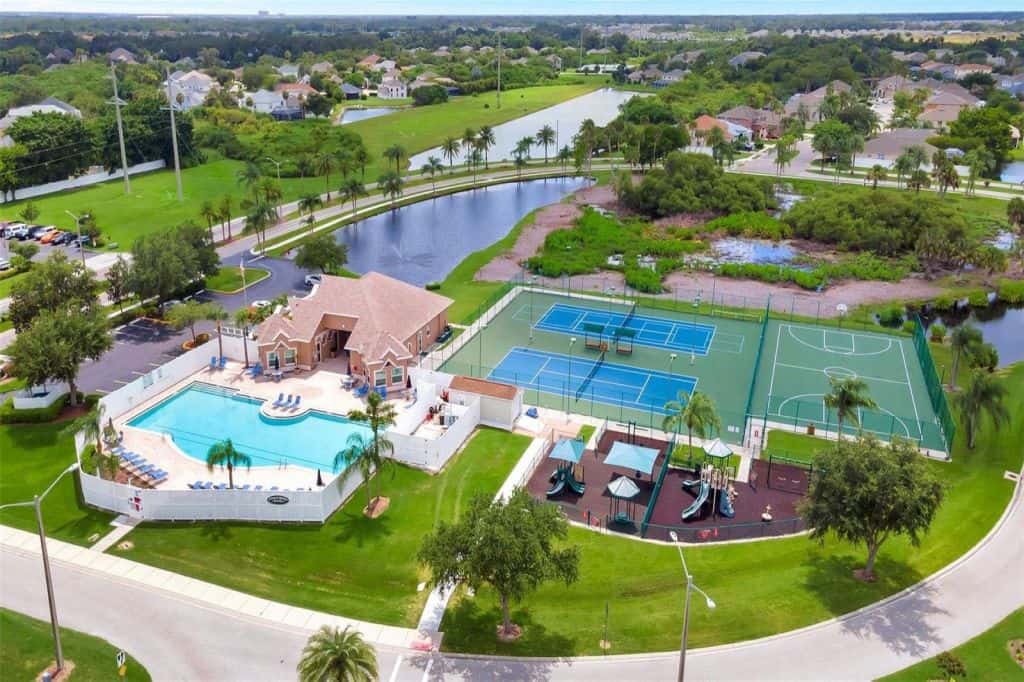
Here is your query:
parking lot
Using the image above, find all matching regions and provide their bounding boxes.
[76,317,215,394]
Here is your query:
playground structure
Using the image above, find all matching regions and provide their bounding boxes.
[545,437,587,497]
[681,462,737,521]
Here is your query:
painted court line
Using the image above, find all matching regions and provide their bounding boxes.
[898,340,923,436]
[773,361,914,386]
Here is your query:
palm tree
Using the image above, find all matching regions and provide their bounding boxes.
[217,195,233,241]
[297,626,377,682]
[206,439,252,489]
[441,136,460,174]
[257,177,283,218]
[950,324,983,390]
[468,148,483,183]
[346,391,397,511]
[314,151,334,200]
[377,170,404,209]
[233,308,251,368]
[1008,197,1024,234]
[577,118,598,174]
[461,128,477,169]
[823,376,877,440]
[907,169,931,193]
[336,149,356,184]
[774,136,797,176]
[662,390,721,457]
[557,145,572,173]
[338,177,367,216]
[933,159,960,196]
[536,124,556,164]
[207,302,229,362]
[893,153,914,190]
[244,200,277,250]
[298,192,323,232]
[333,433,378,511]
[235,162,262,196]
[477,125,496,169]
[382,144,406,173]
[62,402,107,456]
[953,369,1009,449]
[353,146,370,180]
[421,156,444,194]
[865,164,888,190]
[198,200,218,245]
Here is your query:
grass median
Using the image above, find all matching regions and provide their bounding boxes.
[439,362,1024,655]
[204,265,270,294]
[116,427,531,626]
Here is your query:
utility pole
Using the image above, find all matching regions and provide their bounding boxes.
[163,67,184,201]
[108,64,131,194]
[496,31,502,110]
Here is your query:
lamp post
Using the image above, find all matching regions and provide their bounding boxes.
[0,463,81,675]
[567,336,576,422]
[477,322,487,378]
[669,352,678,378]
[63,210,87,267]
[529,275,538,342]
[668,530,716,682]
[265,156,282,181]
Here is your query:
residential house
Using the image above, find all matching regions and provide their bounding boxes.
[378,77,407,100]
[894,51,929,64]
[109,48,137,64]
[587,48,611,56]
[660,68,687,83]
[275,82,318,109]
[919,61,957,80]
[163,70,217,111]
[783,80,853,122]
[276,64,300,79]
[45,48,73,65]
[255,272,452,388]
[375,59,397,73]
[545,54,563,70]
[241,89,287,114]
[995,73,1024,97]
[921,90,977,127]
[459,45,474,53]
[310,61,334,75]
[728,51,766,67]
[0,97,82,134]
[954,63,993,79]
[873,75,916,100]
[432,48,451,58]
[357,54,381,69]
[987,55,1007,69]
[340,83,362,100]
[861,128,937,164]
[718,105,782,139]
[691,114,752,143]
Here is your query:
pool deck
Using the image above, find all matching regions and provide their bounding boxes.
[112,360,420,491]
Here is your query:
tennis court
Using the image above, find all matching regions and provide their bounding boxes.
[489,346,698,412]
[751,321,946,451]
[534,303,718,355]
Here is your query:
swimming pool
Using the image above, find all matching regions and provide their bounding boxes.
[128,383,372,471]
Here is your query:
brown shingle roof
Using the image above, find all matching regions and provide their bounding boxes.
[449,376,519,400]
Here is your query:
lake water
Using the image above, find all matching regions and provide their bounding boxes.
[339,107,401,125]
[921,303,1024,368]
[713,238,798,265]
[1000,161,1024,184]
[334,177,591,286]
[408,88,642,168]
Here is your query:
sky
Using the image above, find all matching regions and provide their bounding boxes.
[12,1,1024,16]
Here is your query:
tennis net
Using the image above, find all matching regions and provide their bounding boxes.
[575,350,606,400]
[622,300,639,327]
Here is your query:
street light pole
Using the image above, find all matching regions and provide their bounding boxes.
[265,157,282,181]
[668,530,716,682]
[63,210,87,267]
[567,336,576,422]
[0,463,80,675]
[529,275,538,342]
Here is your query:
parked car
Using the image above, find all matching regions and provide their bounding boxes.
[160,299,183,313]
[251,300,272,309]
[8,224,30,240]
[28,225,52,240]
[40,230,64,244]
[304,274,322,287]
[51,231,74,245]
[68,235,93,249]
[1,222,25,239]
[0,258,10,271]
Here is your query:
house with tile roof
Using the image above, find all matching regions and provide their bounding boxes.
[255,273,452,389]
[783,80,853,123]
[718,105,782,139]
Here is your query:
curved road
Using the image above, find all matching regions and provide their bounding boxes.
[3,466,1021,681]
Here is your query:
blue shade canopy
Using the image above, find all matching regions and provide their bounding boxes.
[549,438,585,464]
[604,441,659,476]
[606,475,640,499]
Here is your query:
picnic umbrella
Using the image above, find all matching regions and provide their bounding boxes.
[316,469,324,487]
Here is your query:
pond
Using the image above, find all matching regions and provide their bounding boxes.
[339,107,401,125]
[333,177,591,286]
[1000,161,1024,185]
[408,88,642,168]
[921,302,1024,368]
[712,238,799,265]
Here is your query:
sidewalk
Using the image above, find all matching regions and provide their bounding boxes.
[0,523,420,650]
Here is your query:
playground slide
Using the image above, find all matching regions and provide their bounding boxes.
[681,481,710,520]
[546,470,566,497]
[719,491,736,518]
[566,474,586,495]
[682,478,701,490]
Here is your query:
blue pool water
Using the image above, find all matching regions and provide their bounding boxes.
[128,383,372,471]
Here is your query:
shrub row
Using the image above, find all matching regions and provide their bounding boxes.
[0,392,96,424]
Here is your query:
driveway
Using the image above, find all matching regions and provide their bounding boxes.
[196,254,311,313]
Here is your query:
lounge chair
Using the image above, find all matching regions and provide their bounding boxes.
[291,395,301,410]
[272,392,284,407]
[281,395,294,408]
[189,481,203,489]
[240,484,251,490]
[219,356,228,369]
[254,485,263,491]
[210,356,218,370]
[149,471,168,484]
[201,481,214,489]
[269,486,279,491]
[214,483,227,490]
[135,464,156,476]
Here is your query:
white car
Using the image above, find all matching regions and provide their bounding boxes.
[0,258,10,271]
[304,274,322,288]
[251,300,272,309]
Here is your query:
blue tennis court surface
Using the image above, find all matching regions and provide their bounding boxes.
[534,303,716,355]
[489,347,698,412]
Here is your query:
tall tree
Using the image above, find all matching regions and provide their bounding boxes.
[9,309,111,406]
[198,200,218,245]
[338,177,367,216]
[441,136,460,174]
[105,255,131,314]
[662,390,721,456]
[314,151,334,199]
[800,436,944,580]
[774,135,798,176]
[377,170,404,208]
[297,626,377,682]
[295,234,349,274]
[166,300,214,346]
[949,324,983,390]
[536,124,556,164]
[8,251,101,331]
[345,391,397,513]
[461,128,477,169]
[1007,197,1024,234]
[206,438,251,489]
[953,369,1009,449]
[865,164,888,189]
[557,145,572,173]
[419,488,579,639]
[477,125,496,169]
[823,375,877,440]
[297,192,324,232]
[382,144,406,173]
[420,156,444,194]
[217,195,234,241]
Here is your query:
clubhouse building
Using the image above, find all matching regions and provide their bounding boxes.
[256,272,452,390]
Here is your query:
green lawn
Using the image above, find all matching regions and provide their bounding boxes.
[0,424,116,546]
[345,83,600,178]
[439,363,1024,655]
[881,608,1024,681]
[204,266,270,294]
[117,428,531,627]
[0,270,28,299]
[763,429,832,465]
[0,608,150,682]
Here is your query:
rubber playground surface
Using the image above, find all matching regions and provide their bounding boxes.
[488,346,698,413]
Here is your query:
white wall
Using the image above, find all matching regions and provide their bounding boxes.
[389,397,481,472]
[99,343,213,419]
[2,160,166,203]
[12,382,70,409]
